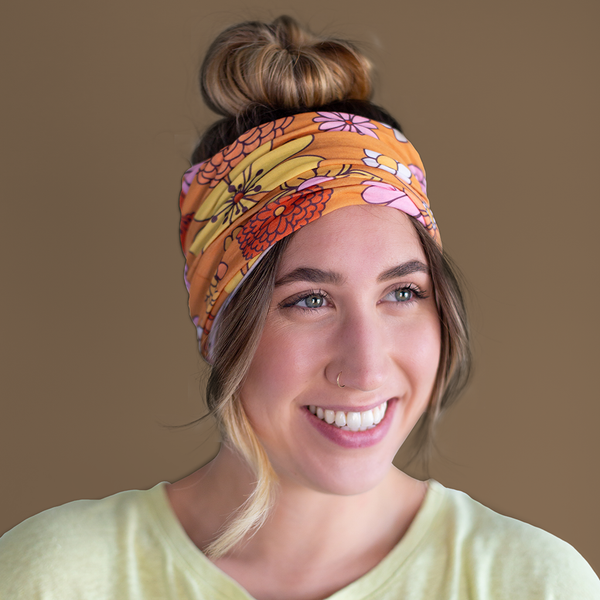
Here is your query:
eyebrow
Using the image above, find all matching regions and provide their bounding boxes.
[377,260,430,282]
[275,260,429,287]
[275,267,344,287]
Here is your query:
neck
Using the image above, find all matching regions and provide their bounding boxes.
[167,444,426,571]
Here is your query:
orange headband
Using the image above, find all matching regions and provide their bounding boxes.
[179,112,439,359]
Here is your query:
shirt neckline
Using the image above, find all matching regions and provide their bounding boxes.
[145,479,447,600]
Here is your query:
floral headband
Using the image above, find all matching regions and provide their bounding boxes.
[179,111,440,360]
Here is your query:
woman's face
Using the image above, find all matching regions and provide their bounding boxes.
[239,205,441,496]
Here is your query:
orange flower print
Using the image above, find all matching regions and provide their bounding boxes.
[192,313,213,347]
[205,261,229,311]
[238,188,332,259]
[200,313,214,344]
[196,117,295,189]
[224,226,243,251]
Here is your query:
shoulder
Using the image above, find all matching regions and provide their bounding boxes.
[429,481,600,598]
[0,485,165,599]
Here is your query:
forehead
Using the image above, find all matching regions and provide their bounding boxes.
[278,205,427,277]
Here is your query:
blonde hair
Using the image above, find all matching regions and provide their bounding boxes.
[203,238,291,558]
[202,224,471,558]
[194,16,471,559]
[200,15,372,118]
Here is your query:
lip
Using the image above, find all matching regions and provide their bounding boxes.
[303,398,397,449]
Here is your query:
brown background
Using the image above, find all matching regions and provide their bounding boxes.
[1,0,599,575]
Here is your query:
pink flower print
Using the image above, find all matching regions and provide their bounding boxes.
[379,122,408,143]
[297,176,334,191]
[183,264,191,292]
[362,150,412,184]
[314,112,378,139]
[408,164,427,195]
[181,162,204,197]
[192,315,203,344]
[361,181,425,225]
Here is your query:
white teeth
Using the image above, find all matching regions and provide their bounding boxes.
[360,410,374,430]
[347,412,361,432]
[310,402,388,431]
[372,405,381,424]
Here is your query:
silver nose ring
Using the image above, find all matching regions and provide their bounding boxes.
[337,372,345,388]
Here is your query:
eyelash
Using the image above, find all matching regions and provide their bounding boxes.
[280,289,332,312]
[280,284,428,312]
[384,283,428,303]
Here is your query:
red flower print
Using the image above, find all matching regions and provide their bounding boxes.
[238,188,332,259]
[313,112,378,139]
[180,212,195,248]
[202,313,214,340]
[196,117,295,189]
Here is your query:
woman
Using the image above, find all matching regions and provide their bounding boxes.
[1,15,598,600]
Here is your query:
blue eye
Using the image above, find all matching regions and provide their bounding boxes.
[384,284,427,304]
[394,288,414,302]
[299,294,325,309]
[280,290,331,311]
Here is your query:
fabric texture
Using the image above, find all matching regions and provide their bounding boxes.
[2,481,599,599]
[179,112,438,359]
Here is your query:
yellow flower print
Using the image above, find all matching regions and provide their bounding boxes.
[362,150,412,184]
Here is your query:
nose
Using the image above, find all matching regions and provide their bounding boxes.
[328,311,390,392]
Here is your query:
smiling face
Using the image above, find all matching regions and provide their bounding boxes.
[239,205,441,496]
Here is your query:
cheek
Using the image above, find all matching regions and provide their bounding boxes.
[416,320,441,369]
[240,326,314,423]
[245,322,326,392]
[395,315,441,392]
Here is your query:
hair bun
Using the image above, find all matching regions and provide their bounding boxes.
[200,15,373,117]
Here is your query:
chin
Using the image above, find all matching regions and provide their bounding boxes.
[273,449,399,497]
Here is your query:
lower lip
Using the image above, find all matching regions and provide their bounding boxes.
[303,400,397,449]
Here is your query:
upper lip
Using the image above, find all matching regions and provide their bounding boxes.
[305,398,395,413]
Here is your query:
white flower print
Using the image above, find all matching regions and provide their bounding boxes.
[379,122,408,143]
[362,150,412,184]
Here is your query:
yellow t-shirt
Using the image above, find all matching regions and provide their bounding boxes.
[1,481,598,599]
